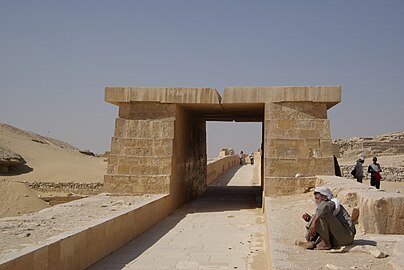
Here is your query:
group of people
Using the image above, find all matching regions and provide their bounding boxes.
[239,151,254,165]
[352,156,383,189]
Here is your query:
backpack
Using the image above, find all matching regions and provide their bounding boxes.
[351,168,356,177]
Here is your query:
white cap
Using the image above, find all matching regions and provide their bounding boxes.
[314,186,333,199]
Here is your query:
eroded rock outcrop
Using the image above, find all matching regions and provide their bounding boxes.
[0,146,25,173]
[334,131,404,157]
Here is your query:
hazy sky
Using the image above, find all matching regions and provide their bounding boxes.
[1,1,403,158]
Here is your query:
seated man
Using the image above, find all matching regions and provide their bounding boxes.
[297,187,356,250]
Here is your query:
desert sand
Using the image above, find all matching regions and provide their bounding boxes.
[0,123,107,218]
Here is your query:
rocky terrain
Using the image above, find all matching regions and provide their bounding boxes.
[334,131,404,182]
[334,131,404,159]
[0,146,25,174]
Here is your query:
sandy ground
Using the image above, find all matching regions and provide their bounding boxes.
[0,180,49,218]
[0,124,106,184]
[0,123,107,218]
[266,192,401,270]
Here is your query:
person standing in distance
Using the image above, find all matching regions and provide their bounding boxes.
[368,157,382,189]
[354,157,365,183]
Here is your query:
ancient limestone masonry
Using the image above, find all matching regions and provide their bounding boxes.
[105,86,341,203]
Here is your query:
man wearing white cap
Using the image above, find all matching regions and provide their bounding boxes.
[297,187,356,250]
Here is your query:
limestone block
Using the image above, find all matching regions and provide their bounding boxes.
[13,253,34,270]
[295,119,317,129]
[277,119,295,129]
[87,226,106,247]
[111,138,174,157]
[358,193,404,234]
[266,102,328,120]
[33,246,49,270]
[114,118,175,139]
[47,242,61,268]
[60,235,75,260]
[265,102,298,120]
[273,139,300,158]
[322,156,335,175]
[106,87,222,105]
[297,129,320,140]
[265,176,316,196]
[224,86,341,108]
[265,120,294,138]
[321,140,333,157]
[119,102,176,120]
[73,231,87,253]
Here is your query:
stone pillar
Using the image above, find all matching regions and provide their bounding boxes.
[104,103,175,194]
[264,101,334,196]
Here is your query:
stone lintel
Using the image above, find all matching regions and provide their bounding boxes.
[223,86,341,109]
[105,87,222,106]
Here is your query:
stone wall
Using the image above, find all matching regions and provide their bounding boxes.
[206,155,240,185]
[264,102,335,196]
[104,103,175,195]
[340,165,404,182]
[172,106,207,207]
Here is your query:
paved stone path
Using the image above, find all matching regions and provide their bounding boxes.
[89,164,268,270]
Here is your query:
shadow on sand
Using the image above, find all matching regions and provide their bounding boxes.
[0,164,33,176]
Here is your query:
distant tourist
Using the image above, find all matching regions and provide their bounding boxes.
[368,157,382,189]
[239,151,244,165]
[333,156,341,176]
[249,152,254,165]
[354,157,365,183]
[295,187,356,250]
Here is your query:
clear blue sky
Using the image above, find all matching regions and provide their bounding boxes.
[1,1,403,158]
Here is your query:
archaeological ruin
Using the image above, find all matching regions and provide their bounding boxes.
[104,86,341,207]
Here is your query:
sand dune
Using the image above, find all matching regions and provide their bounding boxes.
[0,123,107,218]
[0,180,49,217]
[0,123,106,183]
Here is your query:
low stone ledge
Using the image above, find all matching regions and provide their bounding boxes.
[316,175,404,234]
[206,155,239,185]
[0,194,171,270]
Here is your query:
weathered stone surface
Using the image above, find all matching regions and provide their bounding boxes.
[105,87,222,105]
[264,176,316,196]
[223,86,341,109]
[0,146,25,173]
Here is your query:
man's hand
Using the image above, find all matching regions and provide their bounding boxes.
[302,213,311,222]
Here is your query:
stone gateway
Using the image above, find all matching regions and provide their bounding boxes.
[104,86,341,209]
